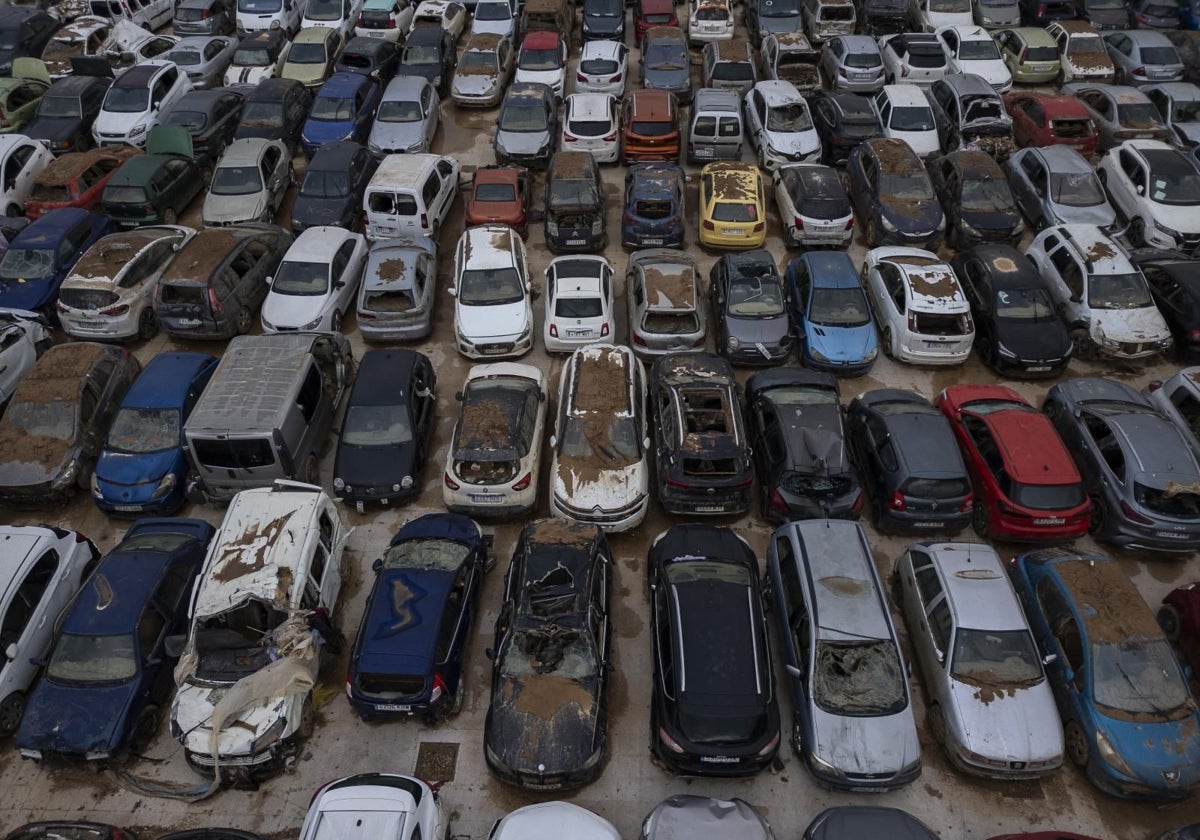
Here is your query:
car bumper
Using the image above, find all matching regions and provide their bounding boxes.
[486,744,604,791]
[1085,757,1200,802]
[833,75,885,93]
[546,229,604,254]
[550,492,648,533]
[622,226,685,249]
[877,508,971,535]
[803,748,922,792]
[803,351,876,377]
[94,487,184,517]
[60,312,139,341]
[1099,519,1200,554]
[722,341,792,366]
[336,484,420,511]
[788,224,854,249]
[688,144,742,165]
[895,344,971,366]
[455,330,533,360]
[762,145,820,171]
[184,743,293,785]
[453,90,504,108]
[653,742,776,778]
[623,144,680,162]
[658,482,751,516]
[358,318,432,342]
[990,511,1090,542]
[347,690,450,722]
[944,741,1062,780]
[699,227,767,249]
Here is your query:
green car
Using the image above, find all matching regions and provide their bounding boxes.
[994,27,1062,85]
[0,58,51,133]
[100,125,206,227]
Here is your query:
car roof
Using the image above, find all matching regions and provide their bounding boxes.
[241,29,288,47]
[788,520,891,642]
[567,92,614,119]
[287,226,357,259]
[875,249,967,311]
[372,150,443,180]
[246,76,302,100]
[294,26,335,43]
[521,30,561,49]
[693,87,740,110]
[318,71,370,97]
[342,35,390,56]
[352,348,419,405]
[45,74,109,96]
[122,352,216,409]
[1124,29,1176,47]
[1033,551,1162,644]
[14,207,93,244]
[310,140,364,169]
[1016,93,1090,117]
[582,39,623,60]
[970,244,1042,287]
[1012,26,1056,46]
[628,164,680,197]
[634,252,696,310]
[217,137,271,166]
[1145,81,1200,101]
[702,161,759,199]
[505,81,554,101]
[0,527,59,595]
[881,83,932,107]
[883,408,963,476]
[752,79,803,107]
[800,251,859,287]
[837,34,879,52]
[460,225,518,269]
[518,519,598,617]
[64,546,177,634]
[628,88,674,117]
[382,74,429,99]
[944,149,1003,178]
[1048,224,1134,271]
[463,31,504,52]
[1031,143,1092,172]
[113,62,164,88]
[939,73,997,97]
[922,543,1027,632]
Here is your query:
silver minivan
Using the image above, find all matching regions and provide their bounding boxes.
[687,87,744,164]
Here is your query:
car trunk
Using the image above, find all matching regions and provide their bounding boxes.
[156,280,222,334]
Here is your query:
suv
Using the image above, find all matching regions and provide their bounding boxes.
[625,249,705,355]
[928,73,1016,159]
[544,151,606,253]
[1097,139,1200,253]
[91,61,192,148]
[650,353,753,515]
[451,224,532,359]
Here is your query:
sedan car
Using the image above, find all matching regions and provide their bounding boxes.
[772,163,853,249]
[202,137,291,226]
[368,74,439,155]
[291,140,376,233]
[301,71,382,157]
[1005,145,1116,230]
[22,74,113,157]
[261,226,367,333]
[929,150,1024,248]
[1145,82,1200,149]
[1066,82,1171,149]
[334,35,399,79]
[543,256,614,353]
[848,138,945,249]
[300,776,446,840]
[1049,20,1117,83]
[100,127,207,228]
[710,249,794,365]
[1106,29,1184,85]
[621,163,686,249]
[625,249,706,356]
[643,798,771,840]
[1097,139,1200,250]
[451,33,514,109]
[0,207,116,313]
[356,236,437,341]
[806,809,939,840]
[166,35,238,90]
[785,251,878,374]
[494,805,617,840]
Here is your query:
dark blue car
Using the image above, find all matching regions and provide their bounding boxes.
[346,513,489,722]
[785,251,879,376]
[15,518,214,763]
[92,352,219,517]
[621,162,686,249]
[0,208,116,314]
[301,72,383,158]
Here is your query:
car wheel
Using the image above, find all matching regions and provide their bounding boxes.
[971,503,989,538]
[298,695,315,739]
[162,208,178,224]
[1064,720,1089,767]
[1070,328,1095,362]
[1129,217,1147,247]
[450,685,464,715]
[927,703,947,746]
[235,306,253,335]
[865,217,878,246]
[303,454,320,486]
[880,325,894,359]
[75,460,92,493]
[1087,495,1105,536]
[976,336,994,367]
[1157,604,1183,642]
[73,135,89,153]
[5,204,20,217]
[137,307,158,341]
[330,310,343,333]
[0,691,25,736]
[130,703,162,751]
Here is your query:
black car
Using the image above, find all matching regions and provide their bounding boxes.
[845,388,973,533]
[650,353,754,516]
[745,369,862,522]
[951,243,1073,376]
[544,150,606,253]
[160,89,245,164]
[485,519,612,791]
[709,249,794,366]
[857,0,908,34]
[847,138,945,249]
[333,348,435,509]
[23,74,111,155]
[809,91,884,167]
[334,36,400,81]
[1019,0,1077,24]
[0,8,60,75]
[291,140,377,233]
[648,523,779,777]
[804,808,939,840]
[582,0,625,40]
[927,151,1024,249]
[398,25,457,97]
[1130,249,1200,362]
[233,77,312,153]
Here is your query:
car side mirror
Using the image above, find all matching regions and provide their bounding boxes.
[152,100,162,111]
[485,647,495,660]
[642,436,651,450]
[265,275,273,285]
[334,280,346,289]
[1070,294,1081,303]
[455,390,464,401]
[163,635,187,658]
[372,557,383,572]
[785,664,803,678]
[447,286,456,297]
[4,643,15,661]
[1136,183,1145,195]
[1042,653,1057,666]
[549,434,557,448]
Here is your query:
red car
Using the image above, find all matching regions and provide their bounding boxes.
[935,385,1091,542]
[464,165,531,235]
[635,0,678,45]
[1159,582,1200,678]
[1005,93,1099,156]
[23,146,142,221]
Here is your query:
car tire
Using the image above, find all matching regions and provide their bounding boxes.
[1064,720,1089,767]
[1129,217,1147,247]
[5,204,20,217]
[971,503,989,538]
[130,703,162,752]
[163,208,178,224]
[74,135,89,153]
[1157,604,1183,642]
[976,336,994,368]
[865,217,878,247]
[881,325,894,358]
[303,454,320,486]
[927,703,947,746]
[235,306,253,335]
[1087,495,1105,537]
[298,695,315,739]
[137,307,158,341]
[0,691,25,736]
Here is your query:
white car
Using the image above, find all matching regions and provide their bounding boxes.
[550,344,649,532]
[879,32,949,86]
[451,224,532,359]
[224,31,291,86]
[0,311,51,406]
[236,0,308,36]
[300,0,363,40]
[773,163,854,248]
[443,362,545,517]
[301,776,447,840]
[40,15,112,79]
[354,0,414,40]
[202,138,292,226]
[262,226,368,333]
[687,0,733,44]
[910,0,973,31]
[98,20,178,75]
[514,31,568,97]
[57,226,194,342]
[469,0,517,40]
[494,805,619,840]
[91,60,192,147]
[561,93,620,163]
[0,525,97,737]
[935,24,1011,92]
[871,83,940,157]
[1098,139,1200,251]
[0,135,52,217]
[576,39,628,95]
[543,255,614,351]
[744,80,822,170]
[408,0,466,39]
[863,245,975,365]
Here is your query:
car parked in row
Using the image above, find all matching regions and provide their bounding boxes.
[785,250,878,374]
[848,138,945,249]
[626,249,706,356]
[355,236,437,341]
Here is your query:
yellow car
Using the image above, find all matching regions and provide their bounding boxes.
[280,27,343,90]
[698,161,766,249]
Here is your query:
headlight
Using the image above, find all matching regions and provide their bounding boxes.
[251,717,288,754]
[809,346,828,362]
[400,475,413,489]
[1155,219,1182,240]
[1157,335,1174,349]
[405,141,425,152]
[863,346,878,362]
[129,124,147,137]
[149,473,177,500]
[727,336,740,350]
[808,751,839,776]
[997,342,1017,359]
[52,139,71,151]
[1096,729,1137,778]
[54,462,78,490]
[334,477,345,490]
[880,215,898,233]
[90,473,102,499]
[261,314,274,330]
[270,19,281,28]
[301,316,324,330]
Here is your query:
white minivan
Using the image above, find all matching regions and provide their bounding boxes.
[363,153,460,241]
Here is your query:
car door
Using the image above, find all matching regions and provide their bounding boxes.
[1108,147,1143,220]
[0,548,62,699]
[1048,242,1086,324]
[898,547,950,701]
[1032,574,1087,722]
[960,258,994,348]
[1010,150,1042,220]
[767,533,813,741]
[746,87,767,150]
[858,411,898,507]
[260,142,286,208]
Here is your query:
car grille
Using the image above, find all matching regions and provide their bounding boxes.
[1119,341,1149,356]
[558,494,645,523]
[1177,233,1200,255]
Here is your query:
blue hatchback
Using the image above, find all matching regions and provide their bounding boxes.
[301,72,383,157]
[92,352,218,517]
[15,518,214,763]
[346,513,489,722]
[621,162,686,249]
[0,208,116,314]
[784,251,878,376]
[1011,548,1200,801]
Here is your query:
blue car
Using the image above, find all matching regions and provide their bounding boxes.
[784,251,878,376]
[346,513,489,722]
[301,72,383,158]
[0,208,117,314]
[621,162,686,249]
[1010,548,1200,801]
[92,352,219,517]
[15,518,214,763]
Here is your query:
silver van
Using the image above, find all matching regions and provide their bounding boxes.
[687,87,744,164]
[183,332,354,503]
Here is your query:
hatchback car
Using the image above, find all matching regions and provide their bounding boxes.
[1005,145,1116,229]
[0,206,116,313]
[225,30,291,87]
[929,150,1023,248]
[643,798,772,840]
[622,163,685,249]
[1133,251,1200,360]
[159,88,245,164]
[805,809,939,840]
[772,163,853,249]
[871,83,940,156]
[451,225,532,359]
[91,60,192,149]
[167,35,238,90]
[281,26,343,90]
[641,26,693,101]
[702,37,759,95]
[356,236,437,342]
[368,74,438,154]
[582,0,625,40]
[232,76,311,152]
[626,249,705,356]
[710,250,793,365]
[1049,20,1116,83]
[202,137,290,226]
[25,147,139,221]
[936,24,1012,90]
[562,93,621,164]
[808,90,885,164]
[688,0,733,44]
[744,80,822,170]
[1145,82,1200,148]
[262,226,367,333]
[493,82,558,169]
[576,39,628,95]
[301,71,381,156]
[1098,139,1200,251]
[543,256,614,352]
[514,31,568,97]
[397,24,456,95]
[879,31,949,84]
[1106,29,1184,85]
[465,165,530,234]
[863,246,974,365]
[291,140,375,233]
[1005,92,1099,155]
[820,34,886,92]
[622,89,681,163]
[785,251,878,374]
[994,26,1061,83]
[0,60,50,136]
[451,33,514,109]
[1066,82,1170,150]
[0,312,51,409]
[99,126,206,227]
[848,138,945,248]
[301,776,446,840]
[698,161,767,249]
[0,136,51,219]
[334,35,399,79]
[471,0,516,39]
[357,0,414,38]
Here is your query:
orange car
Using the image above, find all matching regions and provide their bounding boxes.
[465,164,531,235]
[24,146,141,220]
[622,89,680,163]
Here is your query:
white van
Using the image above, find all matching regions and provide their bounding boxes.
[363,152,461,242]
[236,0,308,36]
[89,0,173,30]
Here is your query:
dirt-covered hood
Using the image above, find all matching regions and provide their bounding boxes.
[173,680,297,757]
[487,672,601,774]
[552,453,647,512]
[1091,304,1170,346]
[811,701,920,778]
[0,427,75,488]
[946,676,1063,764]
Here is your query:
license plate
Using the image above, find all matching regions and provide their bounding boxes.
[114,505,142,512]
[642,237,663,245]
[722,227,741,235]
[700,755,739,764]
[913,521,941,527]
[1033,517,1065,525]
[374,703,412,712]
[695,148,713,157]
[365,30,385,36]
[695,504,727,512]
[566,238,585,245]
[471,493,505,503]
[1155,530,1189,539]
[1134,132,1154,139]
[482,347,507,355]
[565,328,592,337]
[177,318,202,327]
[1027,365,1051,372]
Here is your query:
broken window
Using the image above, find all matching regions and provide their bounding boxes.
[500,627,597,680]
[193,598,287,682]
[812,639,906,716]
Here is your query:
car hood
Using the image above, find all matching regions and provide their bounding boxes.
[1149,201,1200,234]
[515,69,562,88]
[291,194,353,228]
[262,290,330,329]
[173,679,296,756]
[457,300,529,339]
[583,15,623,33]
[1091,305,1171,345]
[945,677,1064,763]
[95,446,179,488]
[0,436,74,487]
[487,671,601,775]
[1099,710,1200,788]
[226,65,277,85]
[1052,198,1117,228]
[807,321,877,363]
[959,59,1010,86]
[496,128,550,155]
[881,196,944,232]
[812,703,920,777]
[17,678,136,755]
[644,67,690,89]
[453,74,501,96]
[552,454,647,511]
[962,206,1022,232]
[765,126,821,156]
[994,314,1072,361]
[334,439,417,488]
[24,116,82,142]
[203,192,266,225]
[92,109,151,136]
[284,66,328,86]
[370,121,425,150]
[760,16,801,34]
[727,313,792,350]
[303,117,354,146]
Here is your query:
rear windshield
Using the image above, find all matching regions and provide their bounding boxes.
[912,312,969,336]
[103,185,149,205]
[368,191,420,215]
[712,201,758,222]
[158,283,207,305]
[1008,480,1085,510]
[817,5,854,20]
[580,58,618,75]
[712,61,754,81]
[192,437,276,469]
[1024,45,1057,62]
[631,120,674,137]
[906,46,946,68]
[692,115,741,137]
[1141,46,1180,66]
[903,477,968,499]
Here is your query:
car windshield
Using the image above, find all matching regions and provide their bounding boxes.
[239,100,282,127]
[210,165,263,196]
[1117,102,1163,129]
[951,628,1042,687]
[5,399,76,441]
[728,276,785,317]
[288,42,328,63]
[1068,34,1106,56]
[644,43,687,69]
[37,95,81,119]
[501,628,597,680]
[1089,272,1153,309]
[549,177,600,207]
[272,260,329,295]
[995,286,1055,320]
[164,109,208,130]
[1089,0,1123,6]
[402,44,440,65]
[166,48,203,66]
[960,175,1014,212]
[712,60,754,81]
[767,102,812,131]
[239,0,281,10]
[761,0,800,14]
[311,95,354,121]
[104,86,150,113]
[301,170,349,198]
[813,640,907,716]
[475,0,512,18]
[561,414,640,462]
[0,247,54,280]
[958,39,1000,60]
[306,0,343,19]
[341,403,413,446]
[1049,171,1105,206]
[889,105,934,131]
[1093,638,1192,718]
[929,0,969,9]
[880,171,935,201]
[234,46,273,65]
[381,537,471,572]
[459,266,524,305]
[378,98,422,122]
[46,632,137,684]
[1145,151,1200,205]
[810,286,871,326]
[499,102,547,131]
[106,407,180,453]
[458,50,498,71]
[519,47,562,70]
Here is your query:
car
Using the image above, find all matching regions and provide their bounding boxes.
[281,26,342,90]
[845,389,971,532]
[928,150,1023,248]
[649,524,779,775]
[912,0,973,30]
[408,0,466,38]
[1049,20,1117,83]
[301,776,446,840]
[100,126,207,227]
[974,0,1020,28]
[863,246,974,364]
[442,362,545,517]
[470,0,516,39]
[39,16,112,80]
[576,39,628,95]
[1158,579,1200,678]
[935,384,1091,540]
[26,147,139,222]
[561,93,621,164]
[744,80,821,170]
[847,138,945,249]
[819,34,886,92]
[1005,145,1115,230]
[166,35,238,90]
[625,249,705,356]
[1011,548,1200,800]
[290,140,375,233]
[159,88,245,164]
[698,161,767,249]
[333,33,398,79]
[543,151,606,253]
[688,0,733,44]
[994,26,1061,83]
[622,88,681,163]
[233,77,312,153]
[0,207,116,313]
[785,251,878,374]
[701,37,758,95]
[804,809,939,840]
[14,518,212,763]
[261,226,367,333]
[1005,92,1099,156]
[465,165,531,234]
[747,370,861,520]
[202,138,290,226]
[760,31,823,91]
[484,519,612,790]
[641,26,693,101]
[450,225,531,359]
[0,136,52,218]
[356,0,415,39]
[1076,0,1126,29]
[1166,28,1200,83]
[1019,0,1076,26]
[1106,29,1184,85]
[927,73,1016,159]
[1146,365,1200,448]
[772,163,853,249]
[494,82,558,170]
[744,0,803,43]
[767,520,919,789]
[0,311,51,408]
[1132,251,1200,360]
[650,353,753,515]
[451,33,513,109]
[1065,82,1170,150]
[356,236,437,341]
[514,31,568,97]
[709,250,793,365]
[935,24,1012,91]
[234,0,305,37]
[1145,82,1200,149]
[368,74,438,154]
[643,798,771,840]
[23,74,112,156]
[871,83,940,156]
[346,512,487,720]
[0,60,51,135]
[301,0,365,40]
[300,71,381,157]
[91,60,192,148]
[224,30,290,86]
[582,0,625,40]
[175,0,237,36]
[621,163,685,249]
[543,256,614,352]
[396,24,456,96]
[635,0,679,44]
[494,805,617,840]
[808,90,885,165]
[1097,139,1200,250]
[0,525,98,736]
[879,31,949,84]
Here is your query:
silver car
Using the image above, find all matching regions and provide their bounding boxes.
[1104,29,1184,86]
[202,137,292,226]
[895,542,1065,779]
[643,797,774,840]
[369,75,440,154]
[1004,145,1117,230]
[625,249,706,358]
[166,35,238,90]
[1064,82,1171,150]
[356,235,438,341]
[450,32,514,108]
[819,34,886,92]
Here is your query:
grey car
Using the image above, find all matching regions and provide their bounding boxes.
[356,236,438,341]
[173,0,236,36]
[894,541,1064,779]
[166,35,239,90]
[626,248,706,357]
[1005,146,1117,230]
[1044,377,1200,553]
[201,137,292,226]
[1144,82,1200,147]
[1062,82,1171,149]
[493,81,558,169]
[702,38,759,95]
[710,250,793,366]
[368,75,440,154]
[819,34,886,92]
[643,797,774,840]
[1104,29,1185,85]
[641,26,693,101]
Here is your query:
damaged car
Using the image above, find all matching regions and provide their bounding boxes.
[928,73,1017,159]
[202,138,291,227]
[465,165,531,235]
[0,207,117,314]
[928,150,1024,248]
[1004,145,1117,230]
[484,518,612,791]
[643,797,773,840]
[450,33,513,109]
[544,151,606,254]
[0,311,51,409]
[356,236,437,342]
[625,249,706,356]
[847,138,945,250]
[710,250,794,366]
[542,255,614,353]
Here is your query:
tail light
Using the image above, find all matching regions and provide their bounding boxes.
[623,211,635,224]
[1135,12,1149,22]
[101,304,130,316]
[1133,66,1146,76]
[1018,46,1027,65]
[577,72,587,82]
[959,492,974,513]
[844,216,854,230]
[838,66,848,78]
[443,472,460,490]
[386,18,395,27]
[208,286,224,315]
[1188,329,1200,344]
[850,493,864,515]
[603,131,617,141]
[610,73,622,83]
[430,672,447,702]
[665,476,692,488]
[600,322,609,337]
[1120,500,1154,525]
[1148,379,1163,392]
[900,65,909,77]
[793,215,804,229]
[55,300,69,313]
[344,673,353,698]
[752,222,764,232]
[690,334,705,347]
[564,134,577,142]
[889,491,906,512]
[357,15,365,25]
[357,310,375,320]
[420,212,428,228]
[632,333,646,346]
[756,731,781,758]
[549,323,559,337]
[730,474,754,488]
[770,487,789,516]
[702,220,715,230]
[658,726,685,753]
[512,472,532,491]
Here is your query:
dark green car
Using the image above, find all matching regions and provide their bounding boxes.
[100,125,206,226]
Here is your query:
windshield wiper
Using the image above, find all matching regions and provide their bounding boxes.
[1113,659,1168,715]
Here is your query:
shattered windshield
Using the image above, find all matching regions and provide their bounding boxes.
[767,102,813,132]
[727,276,785,317]
[106,407,180,454]
[644,42,687,69]
[1050,171,1105,207]
[47,632,137,684]
[960,175,1014,212]
[381,537,470,572]
[193,600,286,682]
[880,171,935,202]
[813,640,907,716]
[0,247,55,280]
[1088,272,1153,310]
[560,414,640,462]
[951,628,1043,686]
[1093,638,1192,718]
[500,628,597,679]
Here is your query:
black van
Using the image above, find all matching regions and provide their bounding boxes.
[544,151,606,253]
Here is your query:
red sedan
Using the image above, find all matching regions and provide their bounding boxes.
[1005,93,1099,156]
